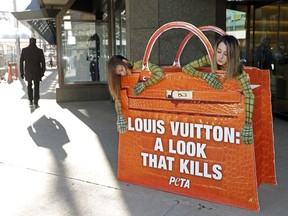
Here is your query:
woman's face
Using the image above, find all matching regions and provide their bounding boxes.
[115,65,133,76]
[114,59,132,76]
[216,42,228,67]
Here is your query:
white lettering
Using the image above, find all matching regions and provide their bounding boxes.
[168,176,190,188]
[179,159,222,180]
[141,152,174,171]
[203,125,213,140]
[127,117,165,134]
[224,127,235,143]
[212,164,222,180]
[154,137,164,152]
[170,121,179,136]
[194,124,203,139]
[169,120,238,143]
[168,139,206,158]
[213,126,223,142]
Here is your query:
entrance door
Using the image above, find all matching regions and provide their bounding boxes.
[253,2,288,118]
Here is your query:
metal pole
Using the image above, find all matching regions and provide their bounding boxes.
[13,0,21,67]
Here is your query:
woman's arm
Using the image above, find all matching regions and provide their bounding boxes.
[237,71,255,144]
[182,56,222,89]
[188,54,211,67]
[132,61,164,95]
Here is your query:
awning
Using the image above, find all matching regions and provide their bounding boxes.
[11,0,108,45]
[12,8,60,45]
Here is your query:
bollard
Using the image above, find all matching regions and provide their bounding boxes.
[8,63,19,79]
[7,63,19,83]
[7,65,13,84]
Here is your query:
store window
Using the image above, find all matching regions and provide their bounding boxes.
[226,7,247,64]
[227,1,288,118]
[254,3,288,114]
[114,7,126,56]
[61,10,109,84]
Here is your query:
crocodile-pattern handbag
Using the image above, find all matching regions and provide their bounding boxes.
[118,21,276,211]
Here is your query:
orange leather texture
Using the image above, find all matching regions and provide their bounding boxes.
[118,67,276,211]
[245,67,276,186]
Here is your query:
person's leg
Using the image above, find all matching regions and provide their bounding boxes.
[27,81,33,105]
[34,80,40,106]
[91,72,96,81]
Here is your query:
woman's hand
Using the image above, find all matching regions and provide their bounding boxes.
[117,115,127,133]
[240,123,253,144]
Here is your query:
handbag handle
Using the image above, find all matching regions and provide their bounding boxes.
[142,21,214,70]
[173,26,226,67]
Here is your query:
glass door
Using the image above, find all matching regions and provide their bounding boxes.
[254,2,288,118]
[114,1,126,56]
[227,0,288,119]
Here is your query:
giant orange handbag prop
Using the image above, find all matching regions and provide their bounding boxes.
[118,21,276,211]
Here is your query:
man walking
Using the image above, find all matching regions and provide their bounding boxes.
[20,37,46,108]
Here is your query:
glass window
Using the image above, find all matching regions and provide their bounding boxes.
[226,8,247,63]
[253,3,288,113]
[114,9,126,56]
[227,1,288,117]
[61,10,109,83]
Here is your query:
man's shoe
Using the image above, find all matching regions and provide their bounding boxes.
[34,101,39,108]
[29,100,33,106]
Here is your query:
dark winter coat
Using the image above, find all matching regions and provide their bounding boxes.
[20,43,46,82]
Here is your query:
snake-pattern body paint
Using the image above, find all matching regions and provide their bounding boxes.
[237,70,254,144]
[236,70,254,124]
[132,60,164,95]
[189,55,211,68]
[182,55,222,89]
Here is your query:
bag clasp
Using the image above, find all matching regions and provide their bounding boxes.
[166,90,193,100]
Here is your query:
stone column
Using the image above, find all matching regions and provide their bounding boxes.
[126,0,217,66]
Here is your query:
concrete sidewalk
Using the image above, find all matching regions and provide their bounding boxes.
[0,69,287,216]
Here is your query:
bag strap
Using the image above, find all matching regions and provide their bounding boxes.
[173,26,226,67]
[142,21,214,70]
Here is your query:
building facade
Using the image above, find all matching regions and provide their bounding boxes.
[7,0,288,119]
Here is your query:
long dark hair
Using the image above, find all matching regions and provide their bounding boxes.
[212,35,243,79]
[106,55,129,100]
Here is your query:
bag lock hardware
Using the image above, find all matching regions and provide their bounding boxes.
[166,90,193,100]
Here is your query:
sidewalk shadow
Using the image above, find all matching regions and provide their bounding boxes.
[58,101,119,174]
[27,115,81,215]
[27,115,69,160]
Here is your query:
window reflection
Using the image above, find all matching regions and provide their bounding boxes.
[62,10,109,83]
